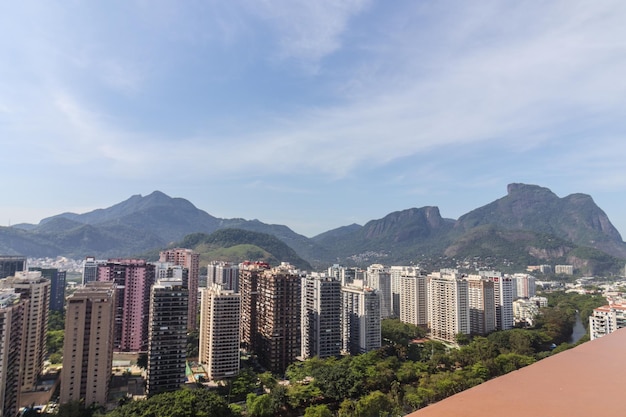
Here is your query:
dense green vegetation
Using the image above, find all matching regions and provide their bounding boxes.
[43,291,606,417]
[47,310,65,364]
[107,389,238,417]
[178,229,312,270]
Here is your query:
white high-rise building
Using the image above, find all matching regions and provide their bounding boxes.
[207,261,239,292]
[482,271,514,331]
[199,285,241,380]
[366,264,392,319]
[341,280,381,354]
[153,262,186,281]
[513,299,540,327]
[391,266,418,318]
[589,304,626,340]
[398,269,428,328]
[466,275,496,335]
[427,270,469,343]
[328,265,365,287]
[512,273,536,299]
[301,273,341,359]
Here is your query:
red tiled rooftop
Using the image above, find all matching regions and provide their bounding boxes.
[408,328,626,417]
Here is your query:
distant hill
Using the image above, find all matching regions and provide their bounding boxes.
[313,207,455,264]
[3,184,625,275]
[455,183,626,259]
[7,191,325,264]
[173,229,312,271]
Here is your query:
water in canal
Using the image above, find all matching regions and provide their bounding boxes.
[569,311,587,344]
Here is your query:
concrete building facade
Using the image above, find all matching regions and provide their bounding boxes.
[146,278,188,396]
[159,249,200,331]
[399,270,428,328]
[366,264,392,319]
[512,273,536,299]
[427,270,469,343]
[239,262,270,353]
[466,275,496,336]
[483,272,514,331]
[29,268,66,312]
[60,282,116,407]
[199,285,240,380]
[256,264,302,374]
[589,304,626,340]
[0,290,27,417]
[97,259,155,352]
[0,271,50,391]
[341,281,381,355]
[0,256,26,280]
[301,273,342,359]
[391,266,419,318]
[207,261,239,292]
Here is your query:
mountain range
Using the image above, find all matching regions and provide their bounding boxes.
[3,183,625,275]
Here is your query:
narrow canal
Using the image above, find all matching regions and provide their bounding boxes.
[569,311,587,344]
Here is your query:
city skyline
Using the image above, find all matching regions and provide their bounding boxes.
[2,2,626,238]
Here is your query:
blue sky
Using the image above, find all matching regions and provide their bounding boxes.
[1,1,626,238]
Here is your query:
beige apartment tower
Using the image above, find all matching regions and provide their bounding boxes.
[399,271,428,328]
[0,271,50,392]
[0,290,27,417]
[427,270,470,343]
[199,285,241,380]
[466,275,496,335]
[60,282,116,407]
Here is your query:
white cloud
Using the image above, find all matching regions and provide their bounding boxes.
[2,1,626,196]
[243,0,371,65]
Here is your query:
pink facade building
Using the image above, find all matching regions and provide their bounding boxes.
[97,259,155,352]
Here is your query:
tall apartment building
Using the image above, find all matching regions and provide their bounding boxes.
[60,282,116,407]
[398,270,428,328]
[159,249,199,331]
[153,262,188,284]
[589,304,626,340]
[29,268,66,312]
[97,259,155,352]
[0,289,27,417]
[301,273,342,359]
[367,264,392,319]
[256,264,302,374]
[466,275,496,335]
[427,270,469,343]
[555,265,574,275]
[207,261,239,292]
[512,299,540,327]
[328,265,365,287]
[239,262,270,352]
[482,271,514,331]
[0,256,26,279]
[0,271,50,391]
[391,266,416,318]
[82,257,106,285]
[199,285,240,380]
[512,273,536,299]
[341,280,381,355]
[146,278,188,396]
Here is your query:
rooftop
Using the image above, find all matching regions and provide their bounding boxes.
[408,327,626,417]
